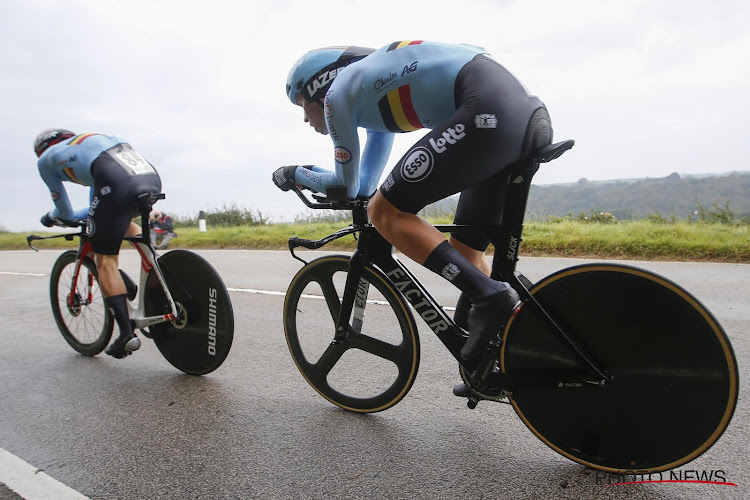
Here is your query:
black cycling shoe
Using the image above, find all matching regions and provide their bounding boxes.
[105,332,141,359]
[453,292,471,330]
[461,288,522,360]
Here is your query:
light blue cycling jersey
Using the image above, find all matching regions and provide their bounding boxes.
[293,41,488,199]
[37,133,128,221]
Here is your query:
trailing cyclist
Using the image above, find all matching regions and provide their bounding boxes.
[275,41,553,361]
[34,129,162,359]
[149,209,177,249]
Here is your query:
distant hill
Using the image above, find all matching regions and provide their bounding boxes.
[528,171,750,220]
[423,172,750,221]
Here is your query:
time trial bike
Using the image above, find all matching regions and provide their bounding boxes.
[279,140,738,473]
[27,193,234,375]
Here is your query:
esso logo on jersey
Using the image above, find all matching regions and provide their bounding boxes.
[86,218,96,236]
[334,146,352,164]
[401,147,433,182]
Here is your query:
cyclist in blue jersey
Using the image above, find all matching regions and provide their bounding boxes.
[276,41,553,362]
[34,129,162,359]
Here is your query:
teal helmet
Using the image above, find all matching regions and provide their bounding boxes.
[285,46,374,105]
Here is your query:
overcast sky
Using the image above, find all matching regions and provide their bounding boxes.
[2,0,749,232]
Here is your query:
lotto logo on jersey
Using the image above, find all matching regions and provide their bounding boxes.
[429,124,466,153]
[334,146,351,164]
[401,147,434,183]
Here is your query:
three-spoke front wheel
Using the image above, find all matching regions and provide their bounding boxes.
[284,256,420,413]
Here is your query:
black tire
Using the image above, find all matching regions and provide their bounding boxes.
[284,255,420,413]
[502,263,739,472]
[144,250,234,375]
[50,250,113,355]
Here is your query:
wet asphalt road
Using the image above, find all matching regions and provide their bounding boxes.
[0,249,748,499]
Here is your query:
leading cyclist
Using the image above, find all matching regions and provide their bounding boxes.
[34,129,162,359]
[275,41,553,361]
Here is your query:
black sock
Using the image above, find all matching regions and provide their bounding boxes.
[106,294,133,338]
[423,240,509,301]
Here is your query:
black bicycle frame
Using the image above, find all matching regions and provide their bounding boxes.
[288,141,608,381]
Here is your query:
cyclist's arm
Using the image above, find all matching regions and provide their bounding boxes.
[37,161,89,222]
[293,87,388,199]
[291,114,363,198]
[357,130,394,197]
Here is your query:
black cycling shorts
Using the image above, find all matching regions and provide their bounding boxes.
[379,54,552,251]
[87,145,162,255]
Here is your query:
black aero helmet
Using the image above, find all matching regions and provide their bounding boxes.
[286,46,375,105]
[34,128,75,157]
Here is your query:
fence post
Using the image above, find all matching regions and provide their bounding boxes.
[199,210,207,232]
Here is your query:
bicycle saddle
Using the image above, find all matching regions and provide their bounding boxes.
[531,140,575,164]
[135,192,166,209]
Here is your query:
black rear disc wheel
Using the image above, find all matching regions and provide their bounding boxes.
[145,250,234,375]
[502,264,738,472]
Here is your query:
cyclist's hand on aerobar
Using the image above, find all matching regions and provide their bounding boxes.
[272,165,313,192]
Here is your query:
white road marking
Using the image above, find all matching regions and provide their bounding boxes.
[227,287,455,311]
[1,278,455,310]
[0,448,90,500]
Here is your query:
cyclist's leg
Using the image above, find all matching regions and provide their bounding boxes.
[372,55,541,359]
[370,197,517,363]
[126,221,141,237]
[446,235,490,334]
[448,173,512,331]
[158,231,174,248]
[89,154,160,357]
[367,195,446,262]
[95,223,140,306]
[448,235,490,276]
[88,157,139,357]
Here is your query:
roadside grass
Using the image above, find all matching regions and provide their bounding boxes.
[520,220,749,261]
[2,220,747,262]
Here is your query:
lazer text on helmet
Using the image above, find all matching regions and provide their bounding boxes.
[307,68,342,97]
